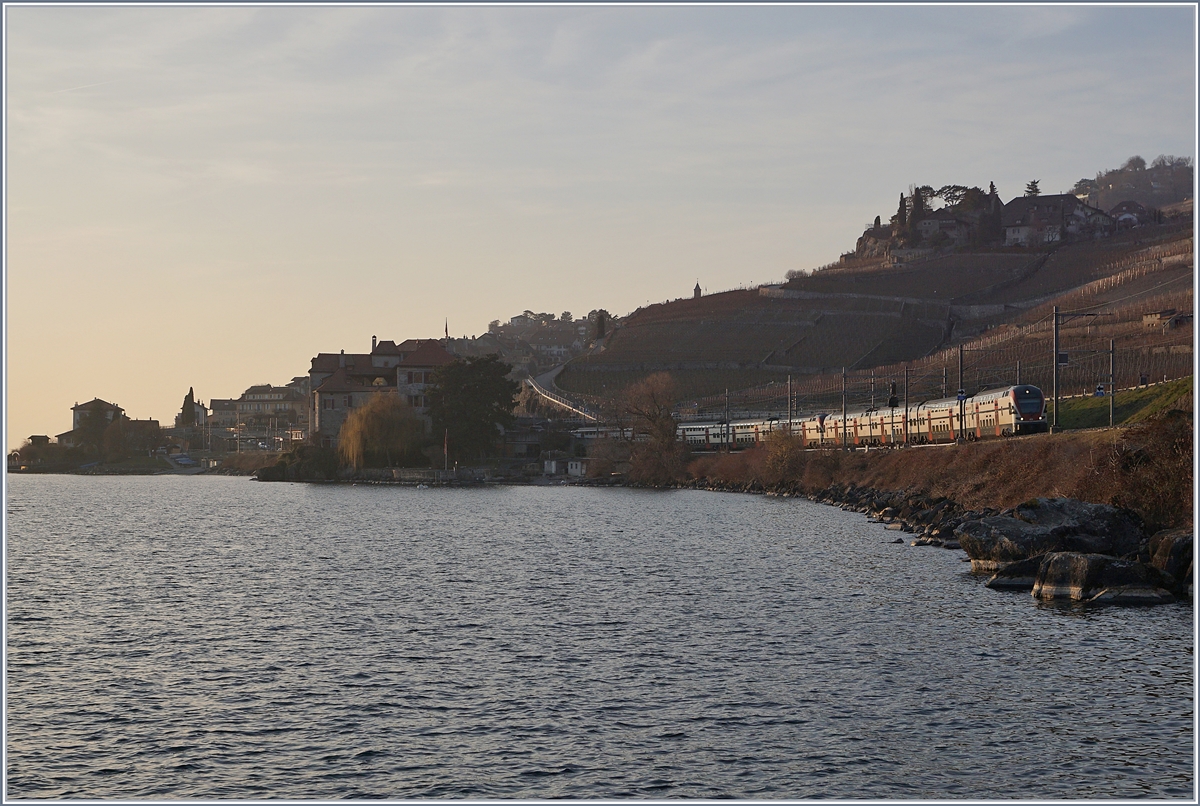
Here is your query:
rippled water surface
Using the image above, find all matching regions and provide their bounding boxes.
[5,475,1194,798]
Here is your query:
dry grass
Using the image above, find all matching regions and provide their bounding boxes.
[688,414,1193,529]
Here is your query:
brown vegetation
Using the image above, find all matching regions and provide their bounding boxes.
[217,451,286,474]
[337,392,424,469]
[687,411,1192,532]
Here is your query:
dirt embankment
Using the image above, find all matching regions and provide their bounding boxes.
[686,411,1192,533]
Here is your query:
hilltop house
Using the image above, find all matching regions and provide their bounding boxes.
[309,336,454,447]
[916,210,972,246]
[1002,195,1113,246]
[1109,200,1152,229]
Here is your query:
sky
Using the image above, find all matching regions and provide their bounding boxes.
[4,3,1196,450]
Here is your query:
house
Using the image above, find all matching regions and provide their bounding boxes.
[71,398,123,430]
[567,458,590,477]
[1002,195,1114,246]
[235,383,308,430]
[309,336,455,447]
[57,398,125,447]
[1110,200,1151,230]
[208,398,239,428]
[916,211,972,246]
[1142,309,1192,330]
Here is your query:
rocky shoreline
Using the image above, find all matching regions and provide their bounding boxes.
[668,477,1193,607]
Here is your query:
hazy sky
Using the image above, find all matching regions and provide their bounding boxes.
[4,4,1196,449]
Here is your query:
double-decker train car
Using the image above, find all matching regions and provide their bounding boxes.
[671,384,1048,450]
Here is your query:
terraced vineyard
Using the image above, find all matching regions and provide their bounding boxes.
[554,218,1193,409]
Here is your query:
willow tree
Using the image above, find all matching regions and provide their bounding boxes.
[338,392,424,469]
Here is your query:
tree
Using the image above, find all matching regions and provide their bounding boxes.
[936,184,970,206]
[337,392,424,469]
[620,373,688,484]
[560,311,573,322]
[957,186,988,211]
[593,310,608,340]
[989,181,997,197]
[75,407,109,454]
[1024,180,1041,197]
[428,355,520,462]
[102,417,132,462]
[1121,155,1146,172]
[908,185,929,221]
[894,192,907,228]
[1151,154,1191,169]
[179,387,196,427]
[873,215,881,229]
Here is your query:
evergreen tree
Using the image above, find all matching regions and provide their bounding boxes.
[895,193,907,228]
[179,387,196,427]
[989,181,997,197]
[909,187,926,226]
[1024,180,1041,197]
[874,215,881,229]
[428,355,520,462]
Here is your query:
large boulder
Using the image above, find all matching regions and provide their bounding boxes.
[984,555,1045,590]
[955,498,1145,573]
[1146,527,1193,595]
[1032,552,1175,604]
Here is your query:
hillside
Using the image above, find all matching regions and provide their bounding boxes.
[557,218,1193,405]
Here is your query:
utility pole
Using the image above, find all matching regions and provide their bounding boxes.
[841,367,847,449]
[870,371,875,409]
[1052,305,1060,432]
[942,367,947,399]
[725,388,730,452]
[787,374,792,431]
[903,365,909,444]
[957,344,965,437]
[1016,360,1021,386]
[1110,338,1115,428]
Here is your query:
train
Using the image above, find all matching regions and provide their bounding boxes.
[573,384,1048,450]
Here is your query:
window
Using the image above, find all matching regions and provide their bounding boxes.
[323,398,333,410]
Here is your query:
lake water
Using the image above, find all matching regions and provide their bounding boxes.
[4,475,1194,799]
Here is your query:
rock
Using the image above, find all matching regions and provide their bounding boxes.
[1031,552,1175,604]
[985,555,1045,590]
[940,540,961,550]
[955,498,1146,574]
[1147,527,1193,594]
[910,535,943,547]
[884,522,904,531]
[890,537,904,544]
